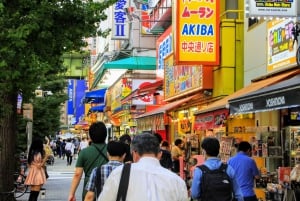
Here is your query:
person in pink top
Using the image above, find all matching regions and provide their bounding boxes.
[25,138,47,201]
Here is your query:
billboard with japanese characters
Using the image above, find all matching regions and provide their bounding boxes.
[174,0,219,65]
[248,0,297,18]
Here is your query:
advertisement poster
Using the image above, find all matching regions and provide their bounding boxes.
[67,79,74,115]
[267,19,297,72]
[164,54,203,99]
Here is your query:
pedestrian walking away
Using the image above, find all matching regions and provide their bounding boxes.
[68,121,109,201]
[25,138,48,201]
[84,140,126,201]
[190,137,244,201]
[228,141,260,201]
[98,133,188,201]
[65,139,75,166]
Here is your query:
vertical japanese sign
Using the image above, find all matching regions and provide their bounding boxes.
[67,79,74,115]
[175,0,219,65]
[156,26,173,79]
[267,19,297,72]
[141,4,152,34]
[112,0,130,40]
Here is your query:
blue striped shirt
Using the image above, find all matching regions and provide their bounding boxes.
[85,160,123,196]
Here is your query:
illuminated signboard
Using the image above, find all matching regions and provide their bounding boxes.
[267,19,297,72]
[156,26,173,79]
[175,0,219,65]
[248,0,297,18]
[111,0,130,40]
[164,54,204,99]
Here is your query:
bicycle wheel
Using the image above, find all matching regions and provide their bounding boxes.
[13,172,28,198]
[297,46,300,66]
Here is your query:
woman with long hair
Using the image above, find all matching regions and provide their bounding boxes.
[25,137,47,201]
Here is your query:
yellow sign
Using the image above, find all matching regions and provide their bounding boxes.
[174,0,219,65]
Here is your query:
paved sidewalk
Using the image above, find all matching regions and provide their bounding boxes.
[17,155,84,201]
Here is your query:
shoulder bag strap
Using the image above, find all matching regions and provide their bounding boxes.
[93,145,109,162]
[86,145,108,175]
[116,163,131,201]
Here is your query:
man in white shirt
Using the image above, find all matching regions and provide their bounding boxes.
[79,137,89,152]
[98,133,188,201]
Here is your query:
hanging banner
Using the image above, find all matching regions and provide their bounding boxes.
[67,79,74,115]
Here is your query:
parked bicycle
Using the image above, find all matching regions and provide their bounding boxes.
[13,172,28,198]
[13,153,29,198]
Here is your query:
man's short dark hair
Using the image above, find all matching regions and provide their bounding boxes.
[161,141,169,147]
[107,141,127,157]
[154,133,163,143]
[237,141,252,152]
[88,121,107,143]
[201,137,220,157]
[131,133,160,155]
[174,139,183,146]
[119,134,131,144]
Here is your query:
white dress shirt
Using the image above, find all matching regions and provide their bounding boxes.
[98,157,188,201]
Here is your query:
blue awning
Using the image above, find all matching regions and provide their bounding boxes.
[84,88,107,104]
[90,104,105,112]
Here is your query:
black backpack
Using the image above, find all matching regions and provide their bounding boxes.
[197,163,234,201]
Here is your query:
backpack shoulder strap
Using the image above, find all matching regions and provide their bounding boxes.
[197,164,211,173]
[219,163,228,172]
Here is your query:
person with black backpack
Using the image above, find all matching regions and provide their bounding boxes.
[190,137,244,201]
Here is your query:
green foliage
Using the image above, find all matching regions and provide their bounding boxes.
[0,0,118,192]
[32,76,68,139]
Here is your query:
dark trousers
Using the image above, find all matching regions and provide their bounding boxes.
[244,196,258,201]
[66,152,72,165]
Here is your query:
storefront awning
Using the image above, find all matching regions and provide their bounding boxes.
[136,94,199,118]
[91,56,156,89]
[229,73,300,114]
[194,69,300,115]
[121,79,163,104]
[84,88,107,103]
[89,104,105,112]
[104,56,156,70]
[110,117,121,127]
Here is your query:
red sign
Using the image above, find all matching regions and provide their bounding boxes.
[194,109,228,130]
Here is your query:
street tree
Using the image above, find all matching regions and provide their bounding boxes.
[0,0,116,194]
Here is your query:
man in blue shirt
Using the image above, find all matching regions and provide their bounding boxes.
[228,141,260,201]
[191,137,244,201]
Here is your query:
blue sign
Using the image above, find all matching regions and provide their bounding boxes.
[67,79,74,115]
[75,80,86,124]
